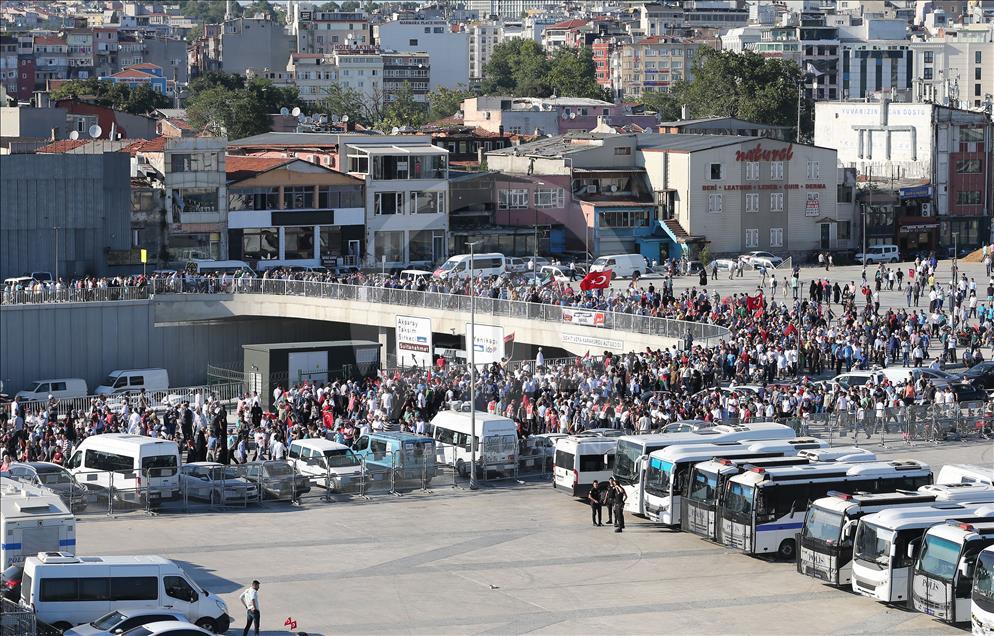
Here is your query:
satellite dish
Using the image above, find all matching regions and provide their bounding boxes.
[280,106,290,116]
[561,111,569,119]
[88,124,102,138]
[318,114,328,124]
[341,115,349,122]
[297,114,306,123]
[291,106,302,117]
[331,114,340,123]
[569,112,576,120]
[69,130,80,140]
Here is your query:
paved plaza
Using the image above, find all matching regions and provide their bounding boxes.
[76,441,992,635]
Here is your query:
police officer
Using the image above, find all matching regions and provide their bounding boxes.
[588,480,603,526]
[610,478,627,533]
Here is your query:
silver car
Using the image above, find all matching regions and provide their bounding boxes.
[179,462,258,504]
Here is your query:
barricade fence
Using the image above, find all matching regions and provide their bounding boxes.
[18,381,245,416]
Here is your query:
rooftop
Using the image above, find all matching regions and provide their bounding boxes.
[547,19,590,30]
[488,132,631,158]
[35,139,89,154]
[226,155,293,181]
[636,133,750,152]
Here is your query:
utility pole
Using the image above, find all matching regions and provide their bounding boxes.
[53,226,61,282]
[467,239,482,491]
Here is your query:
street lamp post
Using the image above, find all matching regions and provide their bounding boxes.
[467,239,482,491]
[53,226,61,282]
[952,232,959,282]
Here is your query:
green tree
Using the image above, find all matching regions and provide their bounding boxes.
[316,1,340,10]
[243,0,281,23]
[481,39,550,96]
[639,91,683,121]
[49,78,169,115]
[187,78,302,139]
[313,83,381,127]
[180,0,236,24]
[546,46,608,100]
[378,82,428,130]
[427,85,473,121]
[189,71,245,94]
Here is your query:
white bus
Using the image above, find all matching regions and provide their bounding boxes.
[67,434,180,504]
[938,464,994,487]
[912,519,994,623]
[799,484,994,587]
[681,445,875,541]
[643,438,831,527]
[0,478,76,568]
[612,422,796,516]
[971,544,994,635]
[720,460,933,560]
[430,410,518,479]
[850,503,994,606]
[552,437,617,498]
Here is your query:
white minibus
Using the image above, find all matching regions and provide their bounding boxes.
[0,478,76,568]
[912,518,994,623]
[433,253,506,280]
[552,437,617,497]
[799,484,994,587]
[431,410,518,479]
[589,254,647,279]
[850,502,994,605]
[286,438,362,492]
[67,434,180,504]
[94,369,169,396]
[720,459,933,560]
[19,551,230,633]
[612,422,796,516]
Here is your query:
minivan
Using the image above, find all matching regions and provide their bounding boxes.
[433,253,506,280]
[286,438,363,492]
[94,369,169,396]
[855,244,900,264]
[589,254,647,279]
[68,434,180,504]
[15,378,88,402]
[351,432,437,482]
[430,409,518,479]
[20,551,230,633]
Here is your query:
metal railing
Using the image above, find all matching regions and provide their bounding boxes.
[17,381,245,416]
[2,286,150,304]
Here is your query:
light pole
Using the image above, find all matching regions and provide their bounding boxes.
[53,226,61,282]
[952,232,959,282]
[861,203,867,267]
[467,239,482,491]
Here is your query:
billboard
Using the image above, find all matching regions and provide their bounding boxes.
[465,322,504,365]
[562,308,606,327]
[396,315,432,368]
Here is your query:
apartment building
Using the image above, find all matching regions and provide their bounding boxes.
[468,21,501,83]
[617,35,699,100]
[291,8,370,54]
[375,19,469,89]
[33,36,68,85]
[382,51,429,104]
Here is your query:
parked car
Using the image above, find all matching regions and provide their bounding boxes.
[708,258,737,272]
[120,621,212,636]
[589,254,647,279]
[738,251,783,268]
[504,257,528,273]
[654,419,715,434]
[179,462,258,504]
[958,361,994,392]
[242,460,311,499]
[946,381,989,405]
[686,260,705,274]
[519,433,567,472]
[1,563,22,601]
[854,243,900,264]
[5,461,89,510]
[65,609,188,636]
[575,428,625,438]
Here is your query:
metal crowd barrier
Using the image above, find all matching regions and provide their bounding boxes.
[18,382,245,416]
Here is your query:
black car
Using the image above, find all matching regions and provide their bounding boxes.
[242,460,311,500]
[1,564,22,601]
[948,381,990,405]
[5,462,88,511]
[960,361,994,393]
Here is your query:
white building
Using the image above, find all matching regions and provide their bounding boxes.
[468,21,501,83]
[375,19,469,90]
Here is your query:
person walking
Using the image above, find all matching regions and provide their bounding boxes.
[610,478,627,532]
[240,580,261,636]
[588,480,603,526]
[603,478,615,526]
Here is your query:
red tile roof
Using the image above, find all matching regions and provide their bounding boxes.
[128,62,161,70]
[111,68,156,79]
[547,19,589,30]
[35,139,88,153]
[34,36,66,45]
[226,155,294,181]
[122,136,167,155]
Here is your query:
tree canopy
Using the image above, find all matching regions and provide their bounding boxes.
[187,76,302,139]
[427,85,474,122]
[481,41,608,100]
[180,0,237,24]
[49,78,170,115]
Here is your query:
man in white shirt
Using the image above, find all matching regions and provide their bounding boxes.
[240,580,261,636]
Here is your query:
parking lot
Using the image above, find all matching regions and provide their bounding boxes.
[73,440,992,635]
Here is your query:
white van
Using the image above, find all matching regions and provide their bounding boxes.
[553,436,617,497]
[15,378,88,402]
[94,368,169,396]
[20,552,230,633]
[431,410,518,478]
[67,434,180,503]
[433,253,506,280]
[0,477,76,569]
[855,244,900,264]
[589,254,647,279]
[937,463,993,486]
[286,438,362,492]
[185,259,255,276]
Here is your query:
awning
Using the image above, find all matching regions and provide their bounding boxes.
[899,223,938,233]
[347,144,448,155]
[811,217,839,224]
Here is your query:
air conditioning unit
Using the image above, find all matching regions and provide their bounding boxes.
[920,202,932,216]
[586,184,598,193]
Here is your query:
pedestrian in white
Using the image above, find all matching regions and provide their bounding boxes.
[240,580,261,636]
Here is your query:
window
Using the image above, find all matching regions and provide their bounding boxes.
[924,51,934,64]
[745,228,759,248]
[770,227,784,247]
[40,578,77,602]
[164,576,197,602]
[957,191,981,205]
[976,51,983,64]
[284,227,315,260]
[771,161,784,180]
[534,188,565,208]
[770,192,784,212]
[409,190,445,214]
[409,38,418,46]
[957,160,981,173]
[498,189,528,209]
[282,186,313,209]
[85,449,133,472]
[374,230,405,262]
[709,163,723,180]
[111,576,158,601]
[242,228,278,261]
[614,147,631,155]
[374,191,404,215]
[170,152,217,173]
[347,155,368,174]
[746,193,759,212]
[977,67,982,80]
[79,577,110,601]
[806,160,821,180]
[838,221,851,240]
[174,188,218,215]
[745,161,760,181]
[600,209,650,228]
[708,193,723,213]
[318,185,362,208]
[923,67,933,80]
[409,229,445,262]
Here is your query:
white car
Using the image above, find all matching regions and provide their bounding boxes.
[505,257,528,273]
[739,251,783,268]
[120,621,212,636]
[179,462,258,504]
[855,244,900,264]
[520,433,568,472]
[656,419,715,434]
[708,258,737,272]
[65,609,188,636]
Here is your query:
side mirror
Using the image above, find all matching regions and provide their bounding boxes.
[889,543,897,558]
[842,520,856,540]
[958,559,972,578]
[907,541,918,560]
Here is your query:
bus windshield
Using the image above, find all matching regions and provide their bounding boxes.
[854,522,891,567]
[687,468,717,503]
[802,506,844,545]
[613,440,643,485]
[644,459,672,497]
[917,535,961,581]
[724,481,753,515]
[975,552,994,603]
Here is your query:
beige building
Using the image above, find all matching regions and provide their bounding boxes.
[618,36,700,100]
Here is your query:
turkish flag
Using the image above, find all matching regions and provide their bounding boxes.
[579,269,613,291]
[746,294,763,311]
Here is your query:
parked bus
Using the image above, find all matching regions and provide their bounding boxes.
[850,503,994,606]
[553,437,617,497]
[912,519,994,623]
[682,447,876,541]
[612,422,796,516]
[799,484,994,586]
[971,544,994,635]
[0,477,76,569]
[720,460,933,560]
[938,464,994,487]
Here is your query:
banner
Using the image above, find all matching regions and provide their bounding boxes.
[562,308,606,327]
[465,322,504,365]
[396,315,432,368]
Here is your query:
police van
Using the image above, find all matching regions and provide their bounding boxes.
[0,477,76,569]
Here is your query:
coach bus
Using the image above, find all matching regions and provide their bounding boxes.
[612,422,795,516]
[719,460,933,560]
[912,519,994,623]
[798,484,994,587]
[971,544,994,635]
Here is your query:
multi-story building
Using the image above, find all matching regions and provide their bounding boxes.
[0,35,17,98]
[189,16,293,77]
[910,25,993,111]
[617,35,700,100]
[291,8,369,54]
[100,63,168,95]
[468,21,501,83]
[65,28,94,79]
[92,27,119,78]
[592,36,625,99]
[752,22,841,101]
[33,36,68,86]
[541,19,590,50]
[332,45,384,104]
[15,55,35,102]
[375,19,469,89]
[462,0,558,19]
[118,35,143,68]
[382,51,430,104]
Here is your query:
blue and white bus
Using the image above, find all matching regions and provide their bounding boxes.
[719,459,933,560]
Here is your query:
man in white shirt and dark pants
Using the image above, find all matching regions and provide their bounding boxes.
[240,580,261,636]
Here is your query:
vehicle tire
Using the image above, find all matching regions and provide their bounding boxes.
[195,618,218,633]
[53,622,73,632]
[456,459,467,478]
[778,539,796,560]
[890,257,898,263]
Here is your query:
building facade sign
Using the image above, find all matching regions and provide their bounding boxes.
[734,143,794,162]
[561,333,624,351]
[562,309,606,327]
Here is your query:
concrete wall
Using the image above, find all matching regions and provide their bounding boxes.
[0,106,68,138]
[0,300,356,393]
